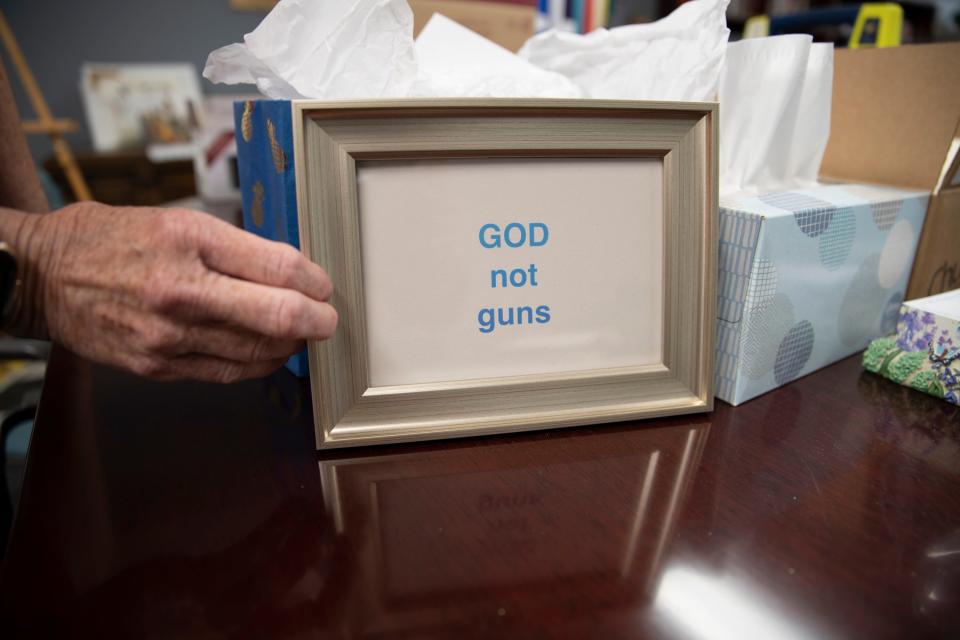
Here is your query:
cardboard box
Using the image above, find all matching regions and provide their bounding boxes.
[409,0,535,52]
[821,42,960,299]
[229,1,536,53]
[716,184,929,405]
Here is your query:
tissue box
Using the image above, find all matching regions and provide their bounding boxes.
[715,183,928,405]
[862,289,960,406]
[233,99,308,376]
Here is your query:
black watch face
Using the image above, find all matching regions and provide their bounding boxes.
[0,246,16,316]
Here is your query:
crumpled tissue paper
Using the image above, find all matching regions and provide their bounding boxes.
[412,13,581,98]
[203,0,418,99]
[718,35,834,196]
[205,0,728,103]
[518,0,730,101]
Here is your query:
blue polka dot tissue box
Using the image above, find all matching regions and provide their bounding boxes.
[233,99,308,377]
[715,183,929,405]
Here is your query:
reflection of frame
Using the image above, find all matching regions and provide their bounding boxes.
[295,99,717,449]
[318,423,710,634]
[80,63,202,152]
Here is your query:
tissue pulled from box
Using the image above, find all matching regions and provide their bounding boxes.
[518,0,730,102]
[412,14,581,98]
[203,0,417,99]
[718,35,833,196]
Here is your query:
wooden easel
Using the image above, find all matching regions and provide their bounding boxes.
[0,10,91,201]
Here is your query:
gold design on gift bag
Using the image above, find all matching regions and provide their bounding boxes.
[251,181,265,228]
[267,118,287,173]
[241,100,254,142]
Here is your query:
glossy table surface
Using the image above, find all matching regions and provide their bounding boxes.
[1,349,958,638]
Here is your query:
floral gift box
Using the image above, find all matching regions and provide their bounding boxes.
[863,289,960,406]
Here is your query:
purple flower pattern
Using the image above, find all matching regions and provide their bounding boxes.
[896,310,937,352]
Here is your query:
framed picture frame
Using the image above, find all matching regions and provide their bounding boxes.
[79,63,203,152]
[293,98,717,449]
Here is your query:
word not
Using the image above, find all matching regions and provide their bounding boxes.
[478,305,551,334]
[491,264,539,288]
[479,222,549,249]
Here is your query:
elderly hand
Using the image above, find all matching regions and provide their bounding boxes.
[0,202,337,383]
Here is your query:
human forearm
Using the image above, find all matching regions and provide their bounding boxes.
[0,206,58,338]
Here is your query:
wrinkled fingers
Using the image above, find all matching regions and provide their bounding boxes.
[193,214,333,302]
[144,272,338,341]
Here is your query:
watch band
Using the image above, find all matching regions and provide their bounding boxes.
[0,241,19,328]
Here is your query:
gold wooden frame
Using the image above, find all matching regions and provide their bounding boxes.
[293,99,717,449]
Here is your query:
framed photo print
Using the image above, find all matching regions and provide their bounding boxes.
[80,63,202,152]
[292,99,717,449]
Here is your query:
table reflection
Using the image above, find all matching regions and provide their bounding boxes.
[317,420,709,636]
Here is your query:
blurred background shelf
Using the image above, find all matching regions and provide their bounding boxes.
[42,149,196,207]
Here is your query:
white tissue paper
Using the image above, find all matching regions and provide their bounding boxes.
[784,42,833,187]
[206,0,730,103]
[518,0,730,102]
[412,14,581,98]
[718,35,834,195]
[203,0,417,99]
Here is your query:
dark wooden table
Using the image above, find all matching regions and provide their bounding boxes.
[1,349,958,638]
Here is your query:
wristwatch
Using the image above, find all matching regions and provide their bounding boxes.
[0,241,19,328]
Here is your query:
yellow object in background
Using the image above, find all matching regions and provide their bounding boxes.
[597,0,611,30]
[743,15,770,39]
[850,3,903,48]
[743,4,902,49]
